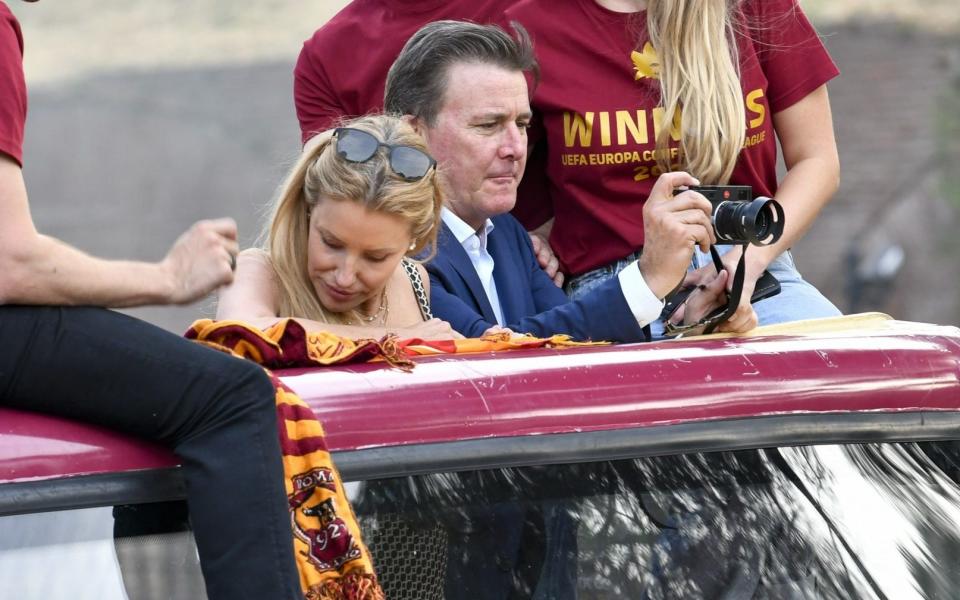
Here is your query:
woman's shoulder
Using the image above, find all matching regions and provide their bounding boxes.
[737,0,807,28]
[238,247,272,267]
[215,248,282,320]
[235,248,281,284]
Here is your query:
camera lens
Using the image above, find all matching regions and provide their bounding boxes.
[754,211,770,239]
[713,197,784,245]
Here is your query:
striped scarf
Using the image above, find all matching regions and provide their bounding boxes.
[185,318,603,599]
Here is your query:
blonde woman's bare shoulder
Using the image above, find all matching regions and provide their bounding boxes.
[238,247,271,264]
[216,248,281,320]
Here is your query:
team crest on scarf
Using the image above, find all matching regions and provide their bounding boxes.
[290,469,363,573]
[631,42,660,80]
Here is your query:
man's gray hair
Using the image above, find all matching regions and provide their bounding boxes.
[384,20,538,126]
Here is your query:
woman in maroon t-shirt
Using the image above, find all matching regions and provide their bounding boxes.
[508,0,841,334]
[293,0,517,144]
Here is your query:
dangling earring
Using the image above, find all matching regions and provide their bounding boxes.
[409,240,417,251]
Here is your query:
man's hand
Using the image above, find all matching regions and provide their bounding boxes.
[161,218,239,304]
[638,172,715,299]
[685,247,764,333]
[528,226,563,287]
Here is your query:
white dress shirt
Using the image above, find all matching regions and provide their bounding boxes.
[616,260,665,328]
[442,208,505,325]
[441,208,663,330]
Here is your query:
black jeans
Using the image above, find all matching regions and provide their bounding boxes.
[0,306,301,600]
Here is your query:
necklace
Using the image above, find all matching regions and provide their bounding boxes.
[353,288,389,326]
[317,288,390,327]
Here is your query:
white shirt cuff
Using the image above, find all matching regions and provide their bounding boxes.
[617,260,664,327]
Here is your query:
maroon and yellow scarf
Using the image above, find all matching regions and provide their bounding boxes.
[186,318,602,599]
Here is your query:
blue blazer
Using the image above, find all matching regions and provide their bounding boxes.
[426,214,647,342]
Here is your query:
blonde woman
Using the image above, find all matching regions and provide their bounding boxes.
[506,0,842,336]
[218,115,460,340]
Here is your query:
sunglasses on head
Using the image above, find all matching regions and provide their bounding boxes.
[332,127,436,182]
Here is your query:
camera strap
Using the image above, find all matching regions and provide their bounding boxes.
[701,245,747,335]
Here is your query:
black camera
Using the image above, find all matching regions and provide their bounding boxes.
[679,185,785,246]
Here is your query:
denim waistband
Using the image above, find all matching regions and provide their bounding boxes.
[573,250,642,279]
[564,249,643,298]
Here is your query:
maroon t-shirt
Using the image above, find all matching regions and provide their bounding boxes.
[0,1,26,166]
[293,0,515,144]
[507,0,839,276]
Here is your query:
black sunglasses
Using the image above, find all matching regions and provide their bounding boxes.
[663,300,732,337]
[332,127,436,182]
[663,247,748,337]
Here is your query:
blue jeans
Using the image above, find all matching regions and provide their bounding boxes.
[566,246,840,339]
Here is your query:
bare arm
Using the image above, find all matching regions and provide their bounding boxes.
[214,249,282,324]
[215,249,386,337]
[0,156,238,307]
[744,84,839,271]
[216,250,461,340]
[698,85,839,326]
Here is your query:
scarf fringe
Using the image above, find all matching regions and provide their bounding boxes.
[307,572,385,600]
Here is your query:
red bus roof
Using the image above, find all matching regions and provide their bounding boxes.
[3,316,959,484]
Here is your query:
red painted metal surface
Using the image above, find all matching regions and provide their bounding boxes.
[285,322,960,450]
[3,320,960,484]
[0,409,176,484]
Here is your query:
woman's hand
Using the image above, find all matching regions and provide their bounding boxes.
[397,318,463,340]
[711,275,758,334]
[672,269,757,334]
[528,218,563,287]
[719,247,766,332]
[482,325,517,337]
[683,247,765,334]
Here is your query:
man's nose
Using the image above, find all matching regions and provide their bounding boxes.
[498,123,526,161]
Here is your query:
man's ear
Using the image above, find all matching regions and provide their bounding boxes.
[402,114,425,136]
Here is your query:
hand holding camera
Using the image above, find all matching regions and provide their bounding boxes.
[676,184,784,246]
[639,172,717,299]
[661,183,785,335]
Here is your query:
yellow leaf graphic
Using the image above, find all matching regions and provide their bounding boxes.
[631,42,660,80]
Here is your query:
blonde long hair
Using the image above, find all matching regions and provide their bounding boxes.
[263,115,442,322]
[647,0,745,184]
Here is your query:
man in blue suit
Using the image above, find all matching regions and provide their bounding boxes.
[382,22,750,600]
[385,21,746,343]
